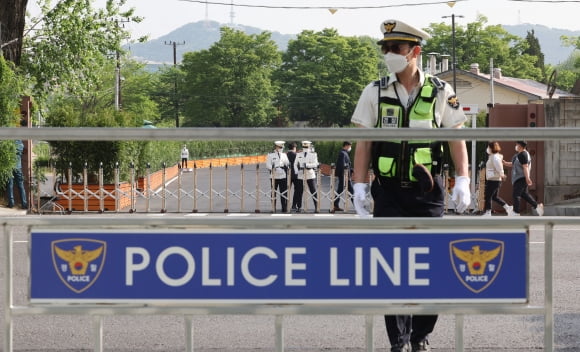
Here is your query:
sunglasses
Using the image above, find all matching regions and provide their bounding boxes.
[382,42,414,54]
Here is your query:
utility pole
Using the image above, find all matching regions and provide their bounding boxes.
[442,3,463,93]
[164,40,185,127]
[114,18,131,111]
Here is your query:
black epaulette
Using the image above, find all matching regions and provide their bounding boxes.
[428,76,445,90]
[373,76,390,89]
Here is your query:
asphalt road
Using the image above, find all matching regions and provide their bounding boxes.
[93,164,351,215]
[1,220,579,351]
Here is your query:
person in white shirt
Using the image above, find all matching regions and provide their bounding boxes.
[350,19,471,352]
[265,141,290,212]
[180,145,189,169]
[483,141,514,216]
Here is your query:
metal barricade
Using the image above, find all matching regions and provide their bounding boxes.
[2,216,574,352]
[2,126,580,352]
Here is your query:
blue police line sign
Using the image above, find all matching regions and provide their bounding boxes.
[30,230,527,303]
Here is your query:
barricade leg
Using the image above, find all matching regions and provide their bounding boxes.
[4,225,13,352]
[545,223,554,352]
[275,315,284,352]
[98,163,104,213]
[455,314,464,352]
[192,163,198,213]
[365,315,374,352]
[240,164,245,212]
[224,163,229,213]
[185,315,194,352]
[93,315,103,352]
[255,164,260,213]
[83,165,89,212]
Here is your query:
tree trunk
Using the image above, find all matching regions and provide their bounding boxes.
[0,0,28,65]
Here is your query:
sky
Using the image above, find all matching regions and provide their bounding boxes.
[109,0,580,40]
[28,0,580,40]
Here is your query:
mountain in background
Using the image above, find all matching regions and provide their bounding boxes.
[126,20,295,69]
[126,21,579,69]
[503,23,579,65]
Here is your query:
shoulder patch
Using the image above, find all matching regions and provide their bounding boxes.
[447,95,460,110]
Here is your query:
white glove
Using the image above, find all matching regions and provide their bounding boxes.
[452,176,471,213]
[353,183,371,218]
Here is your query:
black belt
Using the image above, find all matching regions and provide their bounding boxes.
[376,176,415,189]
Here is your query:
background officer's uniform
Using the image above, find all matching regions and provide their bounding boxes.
[293,141,319,212]
[266,141,290,212]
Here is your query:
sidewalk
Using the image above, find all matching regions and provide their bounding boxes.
[0,205,27,216]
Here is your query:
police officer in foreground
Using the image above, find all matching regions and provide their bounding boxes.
[294,141,319,212]
[266,141,290,213]
[351,20,471,352]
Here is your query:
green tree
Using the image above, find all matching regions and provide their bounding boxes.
[425,15,543,81]
[21,0,140,102]
[180,27,281,127]
[0,56,23,185]
[149,65,186,126]
[276,29,377,127]
[44,57,161,182]
[524,30,546,80]
[558,35,580,91]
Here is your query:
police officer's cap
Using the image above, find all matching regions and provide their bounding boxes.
[302,141,312,147]
[274,141,285,147]
[377,19,431,45]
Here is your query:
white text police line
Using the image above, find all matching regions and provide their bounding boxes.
[125,246,431,287]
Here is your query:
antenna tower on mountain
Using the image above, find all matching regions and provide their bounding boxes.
[229,0,235,26]
[205,0,209,25]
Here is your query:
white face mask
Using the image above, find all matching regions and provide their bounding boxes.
[346,147,352,153]
[515,145,519,152]
[384,50,413,74]
[486,147,491,154]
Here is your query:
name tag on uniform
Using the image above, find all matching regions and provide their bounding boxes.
[381,106,400,128]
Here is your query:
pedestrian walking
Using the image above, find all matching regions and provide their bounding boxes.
[482,141,514,216]
[502,140,544,216]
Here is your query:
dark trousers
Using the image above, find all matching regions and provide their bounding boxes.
[290,177,301,210]
[512,178,538,214]
[334,174,353,208]
[371,176,443,346]
[181,158,188,168]
[484,180,507,211]
[7,168,27,209]
[272,178,288,212]
[295,178,317,209]
[384,315,438,347]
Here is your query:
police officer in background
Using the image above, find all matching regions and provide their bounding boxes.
[333,141,354,211]
[351,20,471,352]
[294,141,319,212]
[266,141,290,213]
[286,142,302,211]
